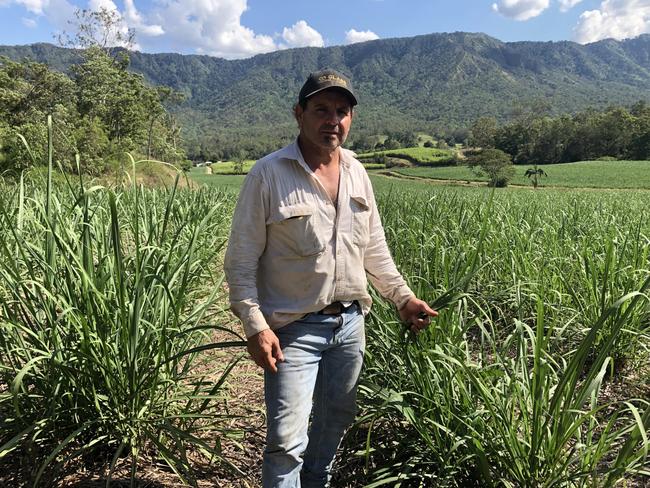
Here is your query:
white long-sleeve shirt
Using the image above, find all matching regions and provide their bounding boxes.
[224,140,414,338]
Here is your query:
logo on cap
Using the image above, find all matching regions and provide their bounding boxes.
[318,74,348,87]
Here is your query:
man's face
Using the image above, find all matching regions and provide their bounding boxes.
[295,90,354,152]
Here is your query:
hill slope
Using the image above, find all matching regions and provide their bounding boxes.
[2,32,650,158]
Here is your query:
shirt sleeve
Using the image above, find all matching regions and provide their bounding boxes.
[362,180,414,309]
[224,172,271,338]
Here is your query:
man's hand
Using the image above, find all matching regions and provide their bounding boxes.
[247,329,285,373]
[399,297,438,334]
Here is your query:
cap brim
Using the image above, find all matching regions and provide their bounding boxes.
[302,86,358,106]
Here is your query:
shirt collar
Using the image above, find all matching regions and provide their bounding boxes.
[281,138,352,174]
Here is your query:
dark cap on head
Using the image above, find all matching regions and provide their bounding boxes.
[298,68,358,106]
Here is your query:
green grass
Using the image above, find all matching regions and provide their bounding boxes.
[189,173,247,189]
[0,174,247,485]
[5,134,649,486]
[209,160,256,174]
[190,154,650,190]
[361,162,384,170]
[389,160,650,189]
[0,121,246,485]
[358,146,456,165]
[416,133,436,146]
[189,160,650,191]
[337,186,650,486]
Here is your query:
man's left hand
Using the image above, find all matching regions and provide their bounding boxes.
[399,297,437,334]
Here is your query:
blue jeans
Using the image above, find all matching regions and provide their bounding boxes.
[262,304,365,488]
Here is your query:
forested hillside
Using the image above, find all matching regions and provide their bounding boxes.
[2,32,650,161]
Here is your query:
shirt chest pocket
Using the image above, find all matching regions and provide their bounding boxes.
[273,204,326,257]
[350,195,371,247]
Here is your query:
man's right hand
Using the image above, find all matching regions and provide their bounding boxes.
[247,329,285,373]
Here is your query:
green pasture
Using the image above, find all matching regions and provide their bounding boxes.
[189,160,650,191]
[190,173,246,189]
[358,146,455,164]
[388,160,650,189]
[191,158,650,190]
[209,160,256,174]
[188,161,256,176]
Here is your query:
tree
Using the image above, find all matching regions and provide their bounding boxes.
[383,137,400,150]
[61,8,186,168]
[145,87,185,160]
[57,7,135,53]
[513,116,569,165]
[466,148,515,187]
[510,98,552,125]
[446,127,469,146]
[0,7,187,175]
[232,149,248,175]
[595,106,635,159]
[436,139,449,149]
[389,131,417,148]
[468,116,498,148]
[350,134,376,152]
[525,165,548,189]
[0,57,78,172]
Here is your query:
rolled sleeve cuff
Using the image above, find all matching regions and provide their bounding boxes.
[242,308,271,339]
[393,285,415,311]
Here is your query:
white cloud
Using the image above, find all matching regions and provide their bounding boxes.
[22,16,38,27]
[8,0,329,58]
[6,0,75,31]
[81,0,142,48]
[4,0,161,47]
[280,20,324,48]
[344,28,379,44]
[491,0,550,20]
[15,0,46,14]
[43,0,77,31]
[88,0,163,38]
[151,0,277,58]
[557,0,584,11]
[123,0,163,37]
[574,0,650,43]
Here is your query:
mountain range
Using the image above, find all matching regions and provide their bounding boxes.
[2,32,650,158]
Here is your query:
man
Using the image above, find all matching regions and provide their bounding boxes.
[224,68,436,488]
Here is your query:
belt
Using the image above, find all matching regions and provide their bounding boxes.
[317,301,357,315]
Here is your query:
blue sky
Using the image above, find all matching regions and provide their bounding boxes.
[1,0,648,58]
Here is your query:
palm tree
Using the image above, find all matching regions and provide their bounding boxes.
[525,165,548,189]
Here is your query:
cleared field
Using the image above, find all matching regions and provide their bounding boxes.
[358,146,455,165]
[189,173,246,188]
[191,159,650,190]
[209,160,256,174]
[389,160,650,189]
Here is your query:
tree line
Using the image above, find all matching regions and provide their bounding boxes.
[0,8,187,176]
[469,101,650,165]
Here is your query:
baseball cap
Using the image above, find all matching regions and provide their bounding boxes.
[298,68,358,106]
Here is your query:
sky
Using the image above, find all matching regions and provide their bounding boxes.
[1,0,649,59]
